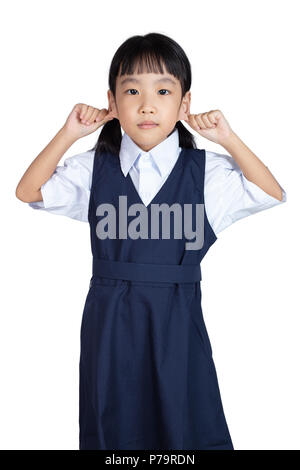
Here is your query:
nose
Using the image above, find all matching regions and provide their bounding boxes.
[139,102,156,115]
[140,107,155,115]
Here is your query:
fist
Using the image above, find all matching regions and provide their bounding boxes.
[63,103,117,139]
[184,109,234,145]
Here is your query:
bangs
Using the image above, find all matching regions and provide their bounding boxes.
[118,51,166,76]
[117,48,184,87]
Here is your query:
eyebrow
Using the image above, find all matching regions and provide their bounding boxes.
[120,77,177,86]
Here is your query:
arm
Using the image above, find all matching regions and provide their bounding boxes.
[220,131,284,202]
[16,127,77,203]
[16,103,114,203]
[184,110,285,202]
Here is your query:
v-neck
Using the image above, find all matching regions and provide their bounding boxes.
[123,148,186,208]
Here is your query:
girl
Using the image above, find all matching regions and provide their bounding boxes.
[16,33,286,451]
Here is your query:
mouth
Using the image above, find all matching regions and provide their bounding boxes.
[138,123,159,129]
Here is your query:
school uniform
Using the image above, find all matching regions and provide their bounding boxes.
[29,128,286,450]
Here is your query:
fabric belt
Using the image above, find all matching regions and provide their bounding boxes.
[92,258,201,283]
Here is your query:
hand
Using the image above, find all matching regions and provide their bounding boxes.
[62,103,117,140]
[183,109,234,145]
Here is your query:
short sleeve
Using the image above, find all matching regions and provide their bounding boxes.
[204,150,287,234]
[28,149,95,222]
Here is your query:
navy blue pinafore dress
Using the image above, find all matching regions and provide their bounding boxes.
[79,145,234,450]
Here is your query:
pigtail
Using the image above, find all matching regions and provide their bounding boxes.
[90,118,122,157]
[175,121,197,149]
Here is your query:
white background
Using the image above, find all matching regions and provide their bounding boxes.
[1,0,297,450]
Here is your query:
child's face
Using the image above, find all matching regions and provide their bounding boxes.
[108,66,191,152]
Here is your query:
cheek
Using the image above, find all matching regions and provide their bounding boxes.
[119,99,134,112]
[117,105,134,121]
[161,101,179,114]
[161,107,179,124]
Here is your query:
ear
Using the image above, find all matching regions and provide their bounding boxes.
[107,89,119,119]
[177,91,191,121]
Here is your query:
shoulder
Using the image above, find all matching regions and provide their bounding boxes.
[204,149,240,172]
[55,148,96,191]
[64,148,95,173]
[184,147,240,182]
[186,147,235,167]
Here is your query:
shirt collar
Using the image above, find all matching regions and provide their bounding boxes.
[119,127,181,178]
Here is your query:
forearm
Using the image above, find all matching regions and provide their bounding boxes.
[16,127,77,202]
[221,131,284,201]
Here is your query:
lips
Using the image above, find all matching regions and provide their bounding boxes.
[138,121,158,129]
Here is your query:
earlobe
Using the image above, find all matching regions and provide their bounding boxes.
[109,107,119,120]
[107,89,118,118]
[178,103,189,121]
[110,106,119,120]
[184,91,191,119]
[178,91,191,121]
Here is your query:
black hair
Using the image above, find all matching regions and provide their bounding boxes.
[90,32,197,156]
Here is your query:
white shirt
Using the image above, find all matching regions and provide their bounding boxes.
[28,128,286,234]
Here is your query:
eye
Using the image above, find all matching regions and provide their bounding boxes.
[125,89,138,95]
[124,89,171,95]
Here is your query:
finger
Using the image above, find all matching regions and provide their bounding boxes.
[74,103,84,116]
[105,111,115,122]
[85,108,99,125]
[83,106,96,124]
[95,110,102,122]
[79,104,88,121]
[202,113,215,128]
[198,113,211,129]
[189,114,200,130]
[95,109,108,122]
[101,109,115,124]
[208,111,218,125]
[97,114,114,127]
[193,114,205,130]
